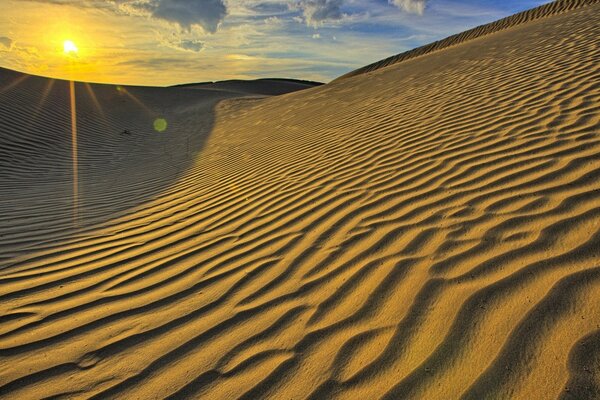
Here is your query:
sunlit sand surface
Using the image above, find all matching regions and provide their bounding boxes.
[0,0,599,398]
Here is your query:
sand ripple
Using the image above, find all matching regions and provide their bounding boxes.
[1,1,599,399]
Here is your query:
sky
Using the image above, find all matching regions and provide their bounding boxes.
[0,0,552,86]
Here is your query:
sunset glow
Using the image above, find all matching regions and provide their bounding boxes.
[0,0,553,85]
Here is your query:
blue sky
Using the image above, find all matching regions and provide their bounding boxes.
[0,0,552,85]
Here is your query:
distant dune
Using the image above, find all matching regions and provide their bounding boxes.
[173,79,323,96]
[1,0,599,399]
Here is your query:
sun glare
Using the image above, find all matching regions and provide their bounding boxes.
[63,40,78,55]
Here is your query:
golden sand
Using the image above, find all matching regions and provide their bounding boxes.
[0,1,599,398]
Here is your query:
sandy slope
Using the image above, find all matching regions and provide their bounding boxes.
[0,1,599,399]
[338,0,598,81]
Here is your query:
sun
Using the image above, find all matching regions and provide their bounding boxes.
[63,40,78,55]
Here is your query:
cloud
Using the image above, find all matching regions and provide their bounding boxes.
[151,0,227,32]
[0,36,38,60]
[247,2,290,15]
[0,36,13,49]
[295,0,344,26]
[115,56,212,69]
[20,0,114,9]
[23,0,228,33]
[156,30,206,52]
[389,0,427,15]
[264,16,283,26]
[175,39,205,52]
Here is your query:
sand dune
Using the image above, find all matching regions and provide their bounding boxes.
[1,0,599,399]
[0,69,307,259]
[174,79,322,96]
[338,0,599,81]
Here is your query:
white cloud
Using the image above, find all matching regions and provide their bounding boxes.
[264,16,283,26]
[389,0,427,15]
[295,0,344,26]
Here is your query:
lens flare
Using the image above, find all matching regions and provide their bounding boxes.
[154,118,168,132]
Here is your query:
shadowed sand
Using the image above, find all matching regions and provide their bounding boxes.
[1,0,599,398]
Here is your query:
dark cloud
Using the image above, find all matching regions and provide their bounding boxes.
[296,0,344,26]
[0,37,13,49]
[249,2,290,15]
[22,0,228,32]
[177,39,205,52]
[116,56,210,68]
[389,0,428,15]
[151,0,227,32]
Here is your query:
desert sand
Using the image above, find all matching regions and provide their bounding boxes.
[0,0,599,398]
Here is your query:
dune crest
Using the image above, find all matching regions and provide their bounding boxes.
[1,1,599,399]
[337,0,599,81]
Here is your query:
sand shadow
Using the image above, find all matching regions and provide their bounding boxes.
[0,68,265,257]
[561,329,600,399]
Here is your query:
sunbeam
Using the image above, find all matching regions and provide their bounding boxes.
[33,79,55,116]
[0,74,29,95]
[69,80,79,226]
[116,85,154,117]
[20,78,56,135]
[84,82,106,121]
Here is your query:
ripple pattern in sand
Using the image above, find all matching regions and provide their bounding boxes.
[1,3,600,399]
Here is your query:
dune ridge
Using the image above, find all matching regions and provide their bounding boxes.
[337,0,599,81]
[173,79,323,96]
[0,2,599,399]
